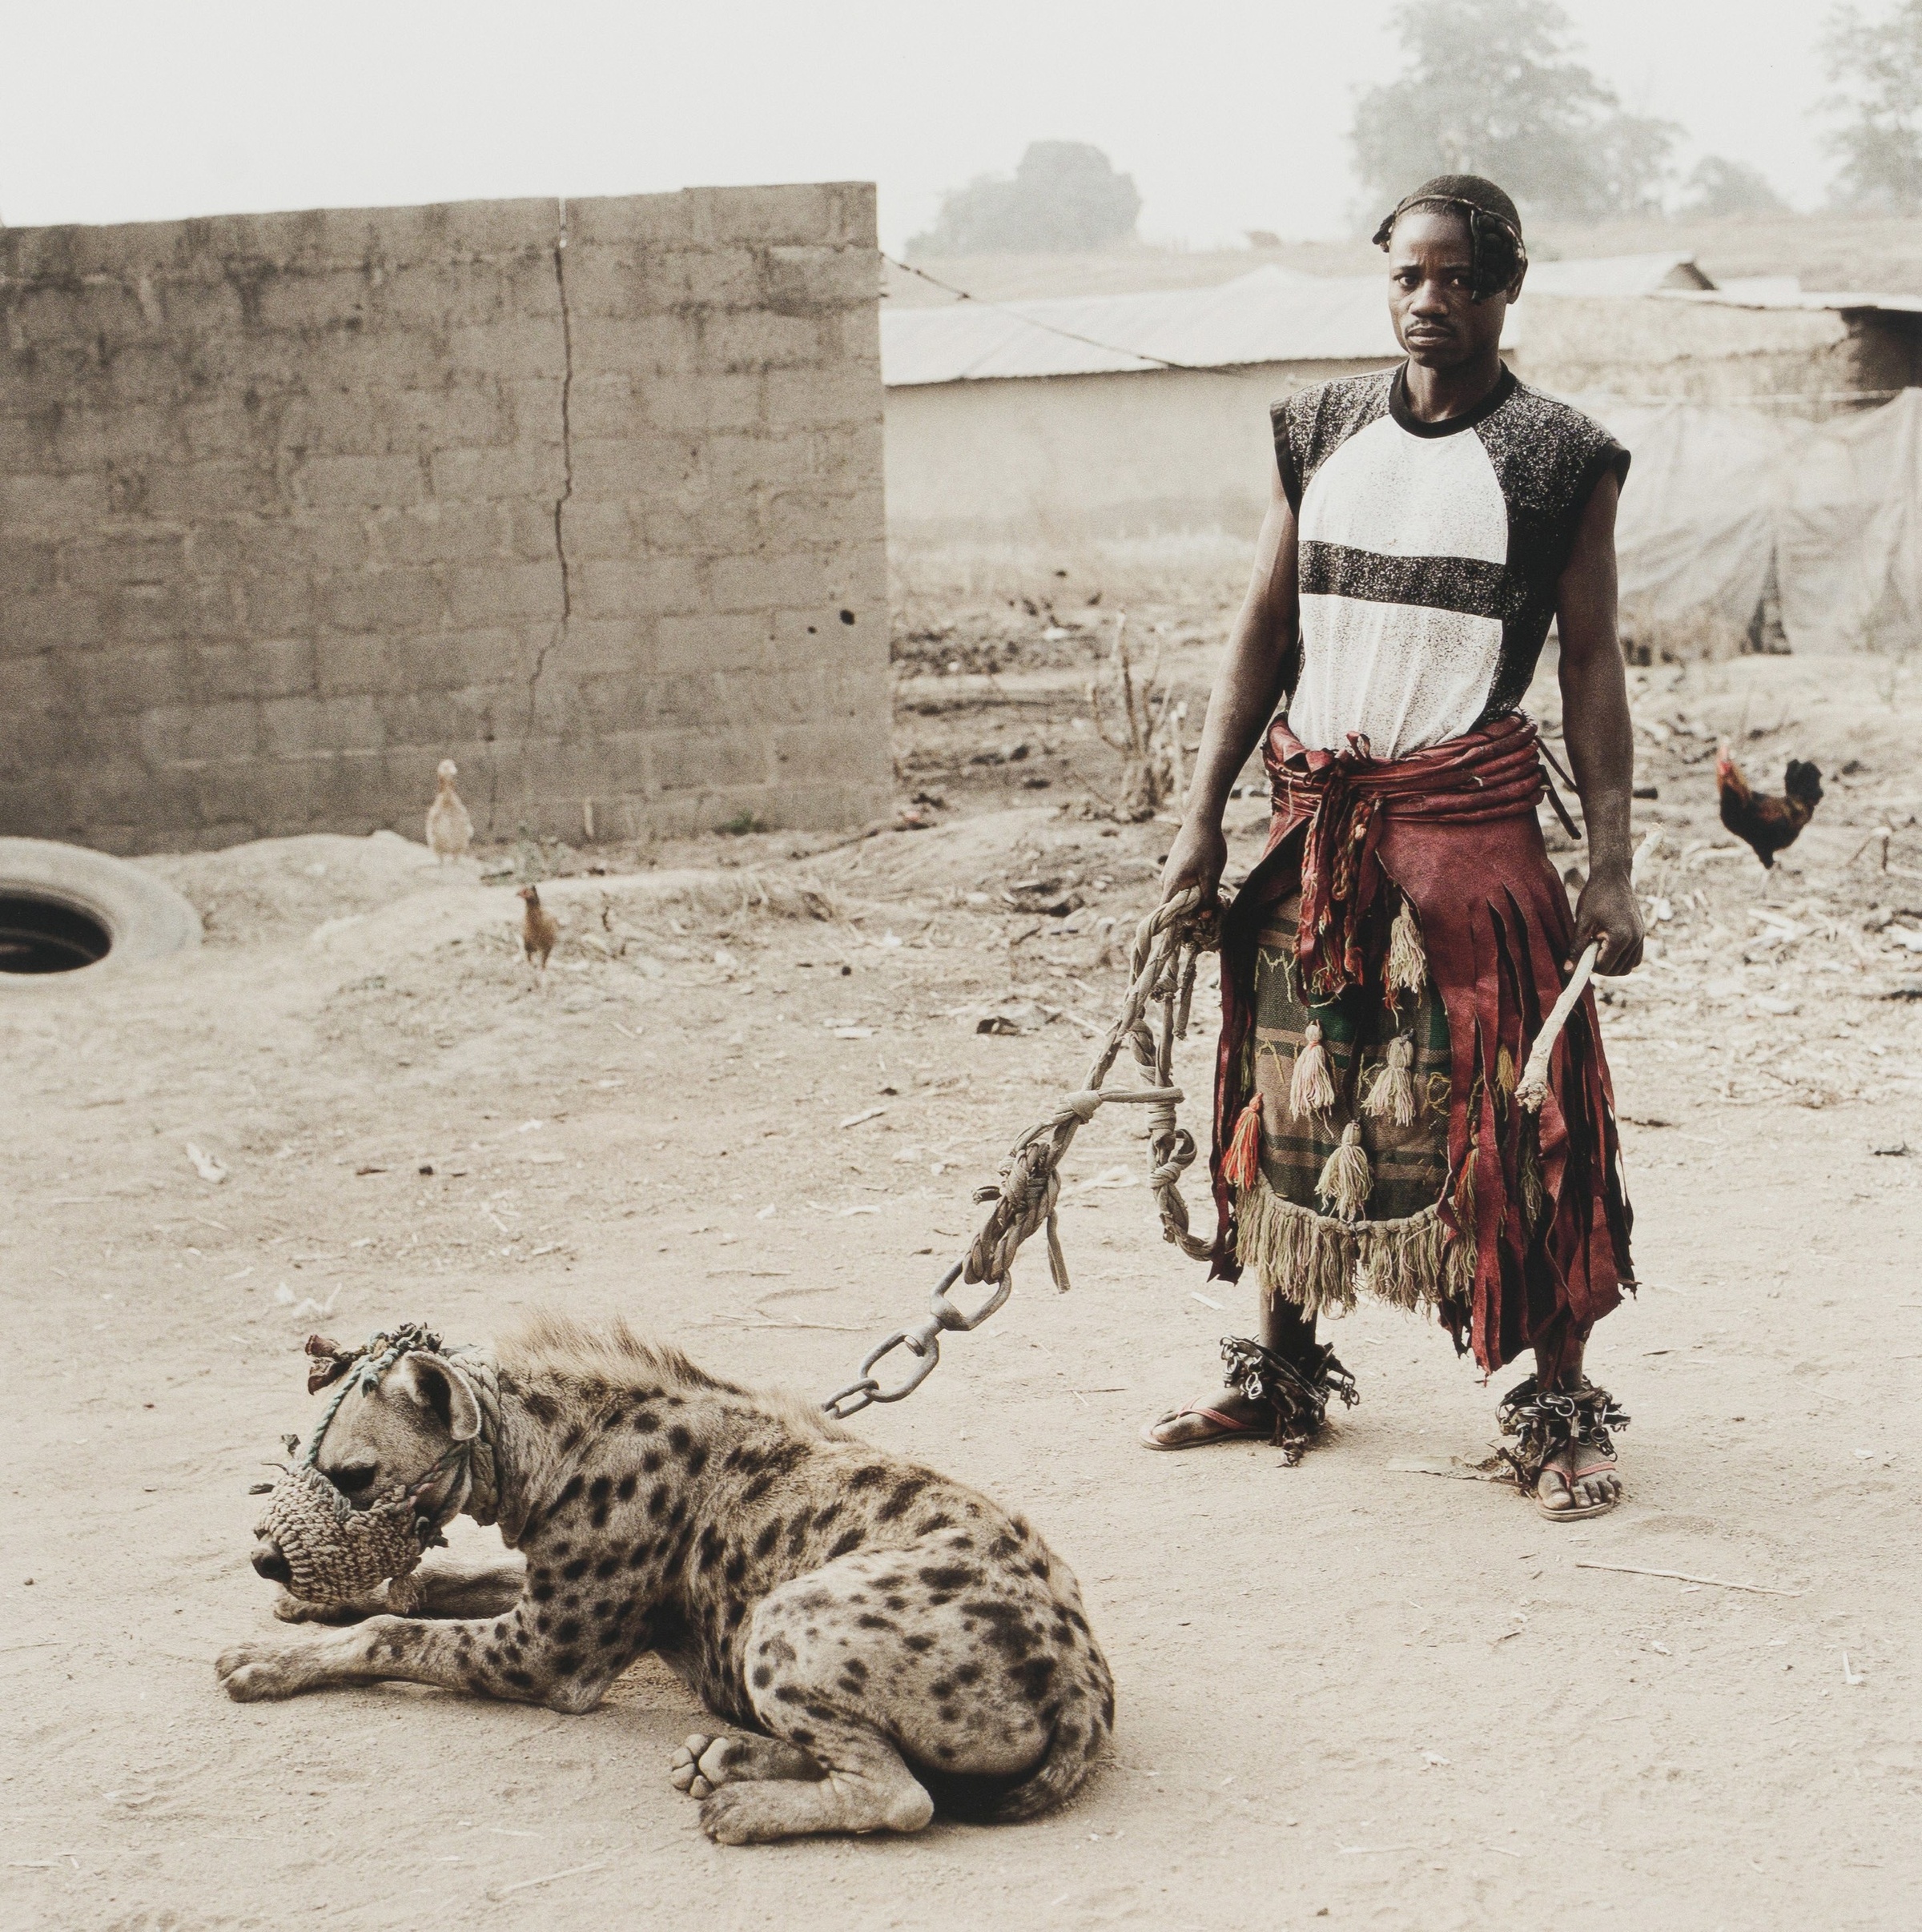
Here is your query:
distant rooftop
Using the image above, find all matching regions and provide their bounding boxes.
[883,252,1719,388]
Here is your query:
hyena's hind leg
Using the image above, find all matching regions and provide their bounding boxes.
[696,1713,933,1845]
[669,1732,823,1800]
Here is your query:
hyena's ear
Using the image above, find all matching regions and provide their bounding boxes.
[392,1352,481,1441]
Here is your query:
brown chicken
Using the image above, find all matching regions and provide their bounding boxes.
[517,884,560,971]
[1716,743,1823,868]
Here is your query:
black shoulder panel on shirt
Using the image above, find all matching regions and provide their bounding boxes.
[1474,384,1631,721]
[1270,371,1393,512]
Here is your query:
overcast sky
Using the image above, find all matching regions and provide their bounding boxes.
[2,2,1836,249]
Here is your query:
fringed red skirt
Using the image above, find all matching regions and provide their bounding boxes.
[1210,713,1633,1378]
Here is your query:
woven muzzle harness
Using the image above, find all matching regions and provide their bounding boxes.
[250,1322,498,1612]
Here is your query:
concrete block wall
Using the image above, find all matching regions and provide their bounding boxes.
[0,184,890,854]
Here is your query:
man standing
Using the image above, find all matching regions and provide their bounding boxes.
[1140,176,1640,1520]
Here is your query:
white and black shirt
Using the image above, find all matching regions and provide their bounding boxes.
[1272,367,1628,760]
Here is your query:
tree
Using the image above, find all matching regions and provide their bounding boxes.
[909,142,1142,255]
[1679,156,1789,218]
[1350,0,1680,223]
[1820,2,1922,211]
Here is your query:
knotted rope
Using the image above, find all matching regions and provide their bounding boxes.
[826,884,1223,1418]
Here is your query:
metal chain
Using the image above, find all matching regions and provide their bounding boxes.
[822,885,1225,1420]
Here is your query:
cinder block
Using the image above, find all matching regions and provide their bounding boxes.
[637,371,764,433]
[762,363,883,432]
[315,692,388,753]
[447,560,561,624]
[565,433,703,502]
[695,310,830,374]
[2,590,104,655]
[668,247,766,312]
[240,573,322,639]
[569,315,699,380]
[430,443,565,501]
[707,549,829,613]
[557,500,639,560]
[565,375,645,442]
[637,492,763,560]
[573,555,704,620]
[770,722,890,786]
[372,502,511,568]
[763,245,881,313]
[54,532,179,596]
[647,727,772,793]
[191,637,317,701]
[0,536,58,597]
[0,472,103,532]
[297,452,428,511]
[446,321,566,381]
[649,613,772,675]
[565,191,699,250]
[77,644,193,716]
[259,694,326,757]
[320,567,448,635]
[683,184,834,249]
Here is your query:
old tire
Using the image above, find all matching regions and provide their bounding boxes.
[0,837,202,982]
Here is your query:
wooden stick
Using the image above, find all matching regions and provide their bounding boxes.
[1518,827,1662,1113]
[1574,1560,1803,1597]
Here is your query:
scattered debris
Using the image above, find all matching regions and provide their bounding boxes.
[185,1143,227,1183]
[1573,1560,1803,1597]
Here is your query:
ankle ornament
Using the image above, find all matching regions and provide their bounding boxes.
[1494,1376,1629,1490]
[1220,1336,1360,1464]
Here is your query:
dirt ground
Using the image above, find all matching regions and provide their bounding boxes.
[4,641,1920,1930]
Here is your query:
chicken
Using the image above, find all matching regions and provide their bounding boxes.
[425,758,472,864]
[1716,744,1823,869]
[517,884,559,973]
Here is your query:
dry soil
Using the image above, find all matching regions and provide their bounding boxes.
[3,648,1919,1931]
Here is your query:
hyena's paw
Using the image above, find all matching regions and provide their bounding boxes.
[698,1783,802,1845]
[671,1733,819,1799]
[215,1640,312,1701]
[271,1590,378,1625]
[669,1733,738,1800]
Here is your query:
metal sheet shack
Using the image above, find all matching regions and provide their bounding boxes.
[883,251,1922,548]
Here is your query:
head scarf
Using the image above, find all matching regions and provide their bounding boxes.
[1372,175,1527,301]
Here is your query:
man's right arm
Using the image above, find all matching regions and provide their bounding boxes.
[1159,463,1300,902]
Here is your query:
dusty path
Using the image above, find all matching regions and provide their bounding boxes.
[3,653,1920,1930]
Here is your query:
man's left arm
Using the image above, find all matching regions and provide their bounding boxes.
[1555,470,1643,976]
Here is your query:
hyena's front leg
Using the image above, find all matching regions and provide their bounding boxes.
[271,1552,528,1625]
[217,1593,633,1713]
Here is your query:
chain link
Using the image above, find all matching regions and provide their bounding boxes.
[821,886,1224,1420]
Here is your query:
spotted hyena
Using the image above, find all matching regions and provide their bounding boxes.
[218,1313,1114,1842]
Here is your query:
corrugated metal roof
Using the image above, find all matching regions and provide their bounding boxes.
[1526,251,1711,295]
[879,267,1397,387]
[880,254,1725,388]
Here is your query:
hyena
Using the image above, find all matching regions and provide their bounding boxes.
[219,1313,1115,1843]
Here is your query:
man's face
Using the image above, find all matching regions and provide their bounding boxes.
[1385,207,1519,369]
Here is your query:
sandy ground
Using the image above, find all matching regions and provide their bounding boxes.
[3,649,1920,1931]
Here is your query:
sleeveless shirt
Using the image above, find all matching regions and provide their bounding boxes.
[1270,366,1628,761]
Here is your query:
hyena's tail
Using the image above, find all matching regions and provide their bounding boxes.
[919,1646,1116,1825]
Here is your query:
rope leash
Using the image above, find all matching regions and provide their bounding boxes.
[822,884,1224,1419]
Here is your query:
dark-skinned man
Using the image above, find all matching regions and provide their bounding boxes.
[1141,175,1640,1520]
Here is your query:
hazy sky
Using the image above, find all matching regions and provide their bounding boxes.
[2,2,1836,249]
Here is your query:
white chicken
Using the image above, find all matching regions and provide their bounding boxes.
[425,758,472,864]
